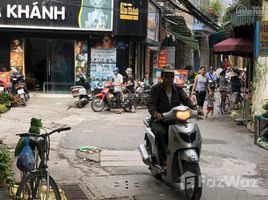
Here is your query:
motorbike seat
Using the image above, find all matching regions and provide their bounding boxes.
[143,116,152,127]
[71,86,84,89]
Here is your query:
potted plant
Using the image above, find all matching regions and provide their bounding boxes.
[255,100,268,149]
[0,145,15,187]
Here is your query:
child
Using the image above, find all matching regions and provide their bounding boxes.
[206,90,215,119]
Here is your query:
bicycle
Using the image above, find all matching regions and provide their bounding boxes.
[15,127,71,200]
[220,90,244,114]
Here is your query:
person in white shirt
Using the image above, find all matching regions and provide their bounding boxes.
[112,68,123,113]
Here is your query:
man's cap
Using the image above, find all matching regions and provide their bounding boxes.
[161,65,174,74]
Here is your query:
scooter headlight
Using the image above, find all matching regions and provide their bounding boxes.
[175,110,191,121]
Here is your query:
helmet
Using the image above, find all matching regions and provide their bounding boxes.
[125,67,132,75]
[113,67,119,72]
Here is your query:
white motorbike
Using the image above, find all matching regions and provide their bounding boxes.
[71,74,93,108]
[138,106,202,200]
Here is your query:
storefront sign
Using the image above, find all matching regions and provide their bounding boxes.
[120,2,139,21]
[0,0,113,31]
[158,49,167,68]
[113,0,147,37]
[147,1,159,42]
[256,21,268,57]
[90,48,116,89]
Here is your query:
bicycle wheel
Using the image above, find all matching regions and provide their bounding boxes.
[15,171,61,200]
[220,95,230,114]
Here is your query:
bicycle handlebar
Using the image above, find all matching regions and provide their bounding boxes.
[16,127,71,138]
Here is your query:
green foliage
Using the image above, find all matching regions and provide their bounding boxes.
[263,102,268,111]
[0,104,9,114]
[29,118,43,134]
[262,101,268,118]
[184,65,193,71]
[208,0,223,16]
[0,93,14,105]
[0,145,15,186]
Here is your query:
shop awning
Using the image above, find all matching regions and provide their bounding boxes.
[171,31,199,50]
[213,37,253,57]
[208,31,227,49]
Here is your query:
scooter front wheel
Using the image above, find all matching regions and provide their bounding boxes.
[91,96,105,112]
[182,162,202,200]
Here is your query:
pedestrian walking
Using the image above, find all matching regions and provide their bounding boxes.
[191,66,211,117]
[124,67,136,113]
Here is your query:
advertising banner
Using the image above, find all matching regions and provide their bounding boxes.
[174,69,188,85]
[10,39,24,74]
[74,40,88,78]
[0,0,113,31]
[90,48,116,89]
[158,49,167,68]
[257,21,268,57]
[147,1,159,42]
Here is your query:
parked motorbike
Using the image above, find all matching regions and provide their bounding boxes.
[91,81,132,112]
[11,74,30,106]
[135,81,151,107]
[71,74,93,108]
[138,105,202,200]
[0,78,6,93]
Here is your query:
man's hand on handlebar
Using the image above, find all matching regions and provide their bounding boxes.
[153,112,162,121]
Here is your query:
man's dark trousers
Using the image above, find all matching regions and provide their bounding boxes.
[151,121,169,165]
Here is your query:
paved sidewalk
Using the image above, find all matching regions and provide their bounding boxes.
[0,94,268,200]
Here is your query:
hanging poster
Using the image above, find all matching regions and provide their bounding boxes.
[90,48,116,89]
[10,39,24,74]
[74,40,88,77]
[174,69,188,85]
[79,0,113,31]
[147,1,160,42]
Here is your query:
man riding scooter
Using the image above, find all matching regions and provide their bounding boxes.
[147,66,197,168]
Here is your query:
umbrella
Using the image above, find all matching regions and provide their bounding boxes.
[213,37,253,57]
[227,71,239,77]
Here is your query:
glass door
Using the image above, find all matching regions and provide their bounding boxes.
[47,39,74,93]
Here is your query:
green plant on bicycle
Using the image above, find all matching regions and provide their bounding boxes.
[14,126,71,200]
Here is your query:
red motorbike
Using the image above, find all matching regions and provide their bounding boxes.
[91,81,132,112]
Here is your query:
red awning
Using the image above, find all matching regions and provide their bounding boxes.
[213,37,253,57]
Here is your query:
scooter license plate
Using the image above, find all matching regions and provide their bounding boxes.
[0,86,4,92]
[17,88,25,94]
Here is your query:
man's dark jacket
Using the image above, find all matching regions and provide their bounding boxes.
[147,83,196,117]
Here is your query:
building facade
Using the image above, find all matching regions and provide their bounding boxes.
[0,0,160,93]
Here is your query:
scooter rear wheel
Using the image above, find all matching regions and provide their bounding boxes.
[182,162,202,200]
[91,96,105,112]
